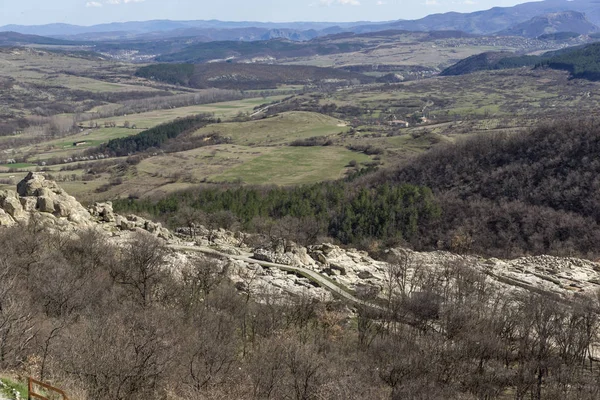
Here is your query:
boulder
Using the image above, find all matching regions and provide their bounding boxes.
[120,219,136,231]
[17,172,55,197]
[309,250,328,265]
[89,202,116,223]
[67,209,93,226]
[54,201,71,217]
[0,209,15,226]
[1,191,25,220]
[158,228,173,240]
[330,263,347,276]
[321,243,336,255]
[20,197,37,212]
[253,248,293,265]
[286,243,315,266]
[0,190,14,203]
[115,215,125,227]
[37,196,55,213]
[145,221,159,233]
[36,187,52,198]
[358,270,374,280]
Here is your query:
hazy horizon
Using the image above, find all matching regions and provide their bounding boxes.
[1,0,541,27]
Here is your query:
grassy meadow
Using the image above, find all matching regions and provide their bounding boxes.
[4,46,600,203]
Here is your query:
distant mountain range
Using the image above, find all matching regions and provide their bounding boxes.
[1,0,599,44]
[365,0,600,35]
[497,11,599,38]
[0,31,80,46]
[0,20,379,42]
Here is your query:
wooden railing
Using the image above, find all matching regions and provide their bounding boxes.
[28,378,69,400]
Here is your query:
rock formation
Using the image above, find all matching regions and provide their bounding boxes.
[1,172,92,228]
[2,172,600,304]
[0,172,172,240]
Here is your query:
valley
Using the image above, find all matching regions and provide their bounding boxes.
[3,0,600,398]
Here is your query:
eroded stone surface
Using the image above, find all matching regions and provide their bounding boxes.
[0,173,172,240]
[2,172,600,304]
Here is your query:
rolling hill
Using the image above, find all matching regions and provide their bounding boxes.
[440,42,600,80]
[382,119,600,256]
[135,63,375,90]
[153,39,369,63]
[439,51,519,76]
[0,31,81,46]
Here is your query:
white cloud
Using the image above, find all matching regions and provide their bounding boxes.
[319,0,360,6]
[98,0,145,5]
[376,1,387,5]
[424,0,439,5]
[85,1,103,7]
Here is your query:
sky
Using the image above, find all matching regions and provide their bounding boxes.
[0,0,540,26]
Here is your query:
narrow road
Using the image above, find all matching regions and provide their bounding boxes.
[249,104,274,117]
[170,245,383,310]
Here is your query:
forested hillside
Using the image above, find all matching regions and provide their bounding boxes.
[441,42,600,81]
[153,39,367,63]
[0,31,80,46]
[117,120,600,258]
[136,63,375,90]
[5,197,600,400]
[116,179,439,248]
[386,119,600,257]
[541,42,600,80]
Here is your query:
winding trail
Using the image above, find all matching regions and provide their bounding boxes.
[170,245,382,310]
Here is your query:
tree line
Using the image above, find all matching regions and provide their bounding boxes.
[115,179,440,249]
[93,114,216,157]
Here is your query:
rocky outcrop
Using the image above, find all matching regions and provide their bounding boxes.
[88,202,116,222]
[0,208,14,226]
[110,214,172,240]
[227,258,334,302]
[2,172,600,305]
[176,224,600,302]
[0,190,23,225]
[0,173,173,240]
[9,172,93,226]
[253,249,294,265]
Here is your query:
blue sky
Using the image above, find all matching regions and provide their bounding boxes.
[1,0,537,26]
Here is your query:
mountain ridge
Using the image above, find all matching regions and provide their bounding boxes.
[0,31,83,46]
[497,10,600,37]
[2,0,600,40]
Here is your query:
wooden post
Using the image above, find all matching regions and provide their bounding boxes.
[27,377,69,400]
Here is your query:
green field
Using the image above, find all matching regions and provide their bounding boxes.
[5,44,600,203]
[214,146,370,185]
[0,49,161,93]
[22,127,141,162]
[9,96,290,163]
[193,111,349,146]
[0,163,36,169]
[90,95,289,129]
